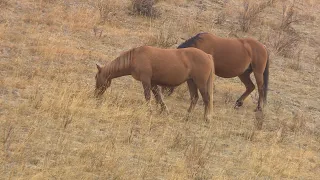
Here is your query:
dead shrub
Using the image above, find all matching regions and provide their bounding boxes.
[271,30,300,58]
[279,4,298,32]
[238,0,275,32]
[131,0,159,17]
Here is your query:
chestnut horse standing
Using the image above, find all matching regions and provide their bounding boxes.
[95,46,215,121]
[163,32,269,111]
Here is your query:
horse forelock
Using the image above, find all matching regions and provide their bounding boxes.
[177,32,207,49]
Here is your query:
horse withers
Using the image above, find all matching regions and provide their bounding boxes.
[162,32,269,112]
[95,46,215,121]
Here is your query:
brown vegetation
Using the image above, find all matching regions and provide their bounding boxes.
[0,0,319,179]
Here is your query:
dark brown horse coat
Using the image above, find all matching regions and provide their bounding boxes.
[164,32,269,111]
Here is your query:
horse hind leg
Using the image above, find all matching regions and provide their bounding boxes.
[151,84,169,113]
[253,71,264,111]
[186,80,199,120]
[198,87,211,122]
[235,68,255,109]
[198,69,214,122]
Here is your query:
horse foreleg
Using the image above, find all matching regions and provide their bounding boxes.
[151,84,169,113]
[185,80,199,121]
[142,81,152,113]
[235,70,254,109]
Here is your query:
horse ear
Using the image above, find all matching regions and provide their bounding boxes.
[96,63,102,72]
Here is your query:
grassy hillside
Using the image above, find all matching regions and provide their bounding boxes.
[1,0,319,179]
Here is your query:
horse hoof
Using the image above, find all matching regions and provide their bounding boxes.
[234,101,243,109]
[254,107,262,112]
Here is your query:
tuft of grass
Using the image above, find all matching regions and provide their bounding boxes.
[130,0,160,17]
[287,49,302,71]
[146,20,178,48]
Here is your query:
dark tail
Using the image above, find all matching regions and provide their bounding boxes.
[263,48,269,105]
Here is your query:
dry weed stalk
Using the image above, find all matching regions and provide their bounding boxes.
[184,139,214,169]
[2,125,13,154]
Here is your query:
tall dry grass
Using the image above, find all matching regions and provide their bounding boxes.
[1,0,320,179]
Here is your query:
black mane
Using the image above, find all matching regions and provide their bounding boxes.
[177,32,207,49]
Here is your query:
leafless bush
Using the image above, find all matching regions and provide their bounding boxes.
[238,0,275,32]
[131,0,159,17]
[271,30,300,58]
[279,4,298,32]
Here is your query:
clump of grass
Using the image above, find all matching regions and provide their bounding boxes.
[146,20,178,48]
[130,0,160,17]
[184,139,214,179]
[213,0,229,25]
[287,49,302,71]
[96,0,120,23]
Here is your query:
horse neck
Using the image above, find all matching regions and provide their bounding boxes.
[104,50,133,79]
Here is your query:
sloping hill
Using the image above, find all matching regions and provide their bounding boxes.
[1,0,319,179]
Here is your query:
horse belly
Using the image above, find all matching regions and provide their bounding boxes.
[152,66,190,86]
[214,55,251,78]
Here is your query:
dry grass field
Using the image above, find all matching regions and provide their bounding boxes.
[1,0,320,179]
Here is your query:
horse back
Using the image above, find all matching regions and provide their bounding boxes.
[132,46,213,86]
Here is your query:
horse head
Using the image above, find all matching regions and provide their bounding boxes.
[94,63,111,97]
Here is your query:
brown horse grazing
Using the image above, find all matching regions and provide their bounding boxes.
[162,32,269,111]
[95,46,215,121]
